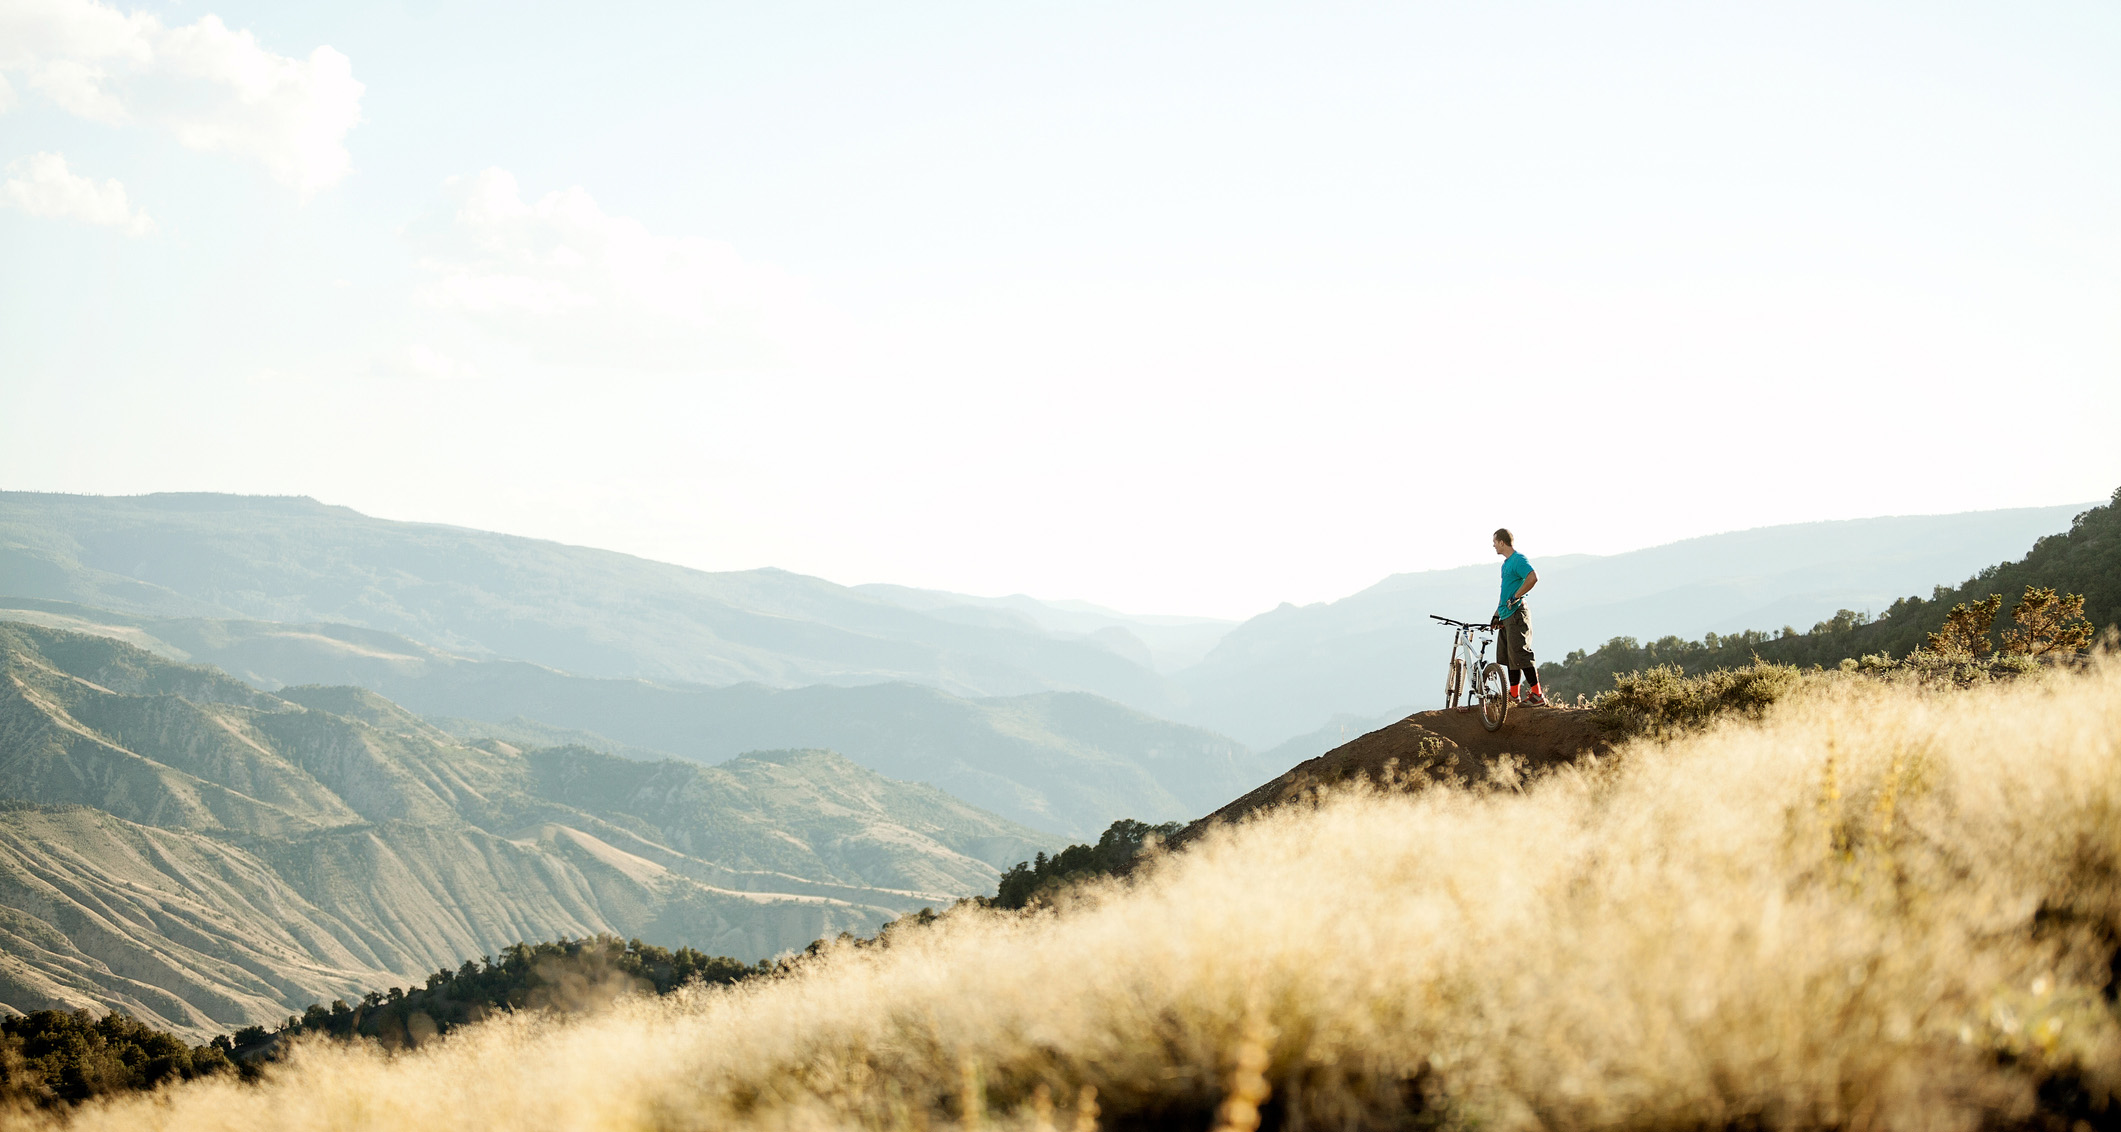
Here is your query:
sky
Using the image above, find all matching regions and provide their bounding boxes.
[2,0,2116,620]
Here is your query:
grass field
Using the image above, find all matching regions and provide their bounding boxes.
[17,661,2119,1131]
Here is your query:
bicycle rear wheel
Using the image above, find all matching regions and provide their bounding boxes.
[1479,662,1510,732]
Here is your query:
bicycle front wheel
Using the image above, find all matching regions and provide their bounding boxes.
[1479,662,1510,732]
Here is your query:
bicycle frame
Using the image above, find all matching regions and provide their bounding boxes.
[1429,614,1511,730]
[1431,615,1493,705]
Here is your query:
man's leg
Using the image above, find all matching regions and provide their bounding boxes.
[1499,614,1522,695]
[1509,610,1544,703]
[1496,618,1520,694]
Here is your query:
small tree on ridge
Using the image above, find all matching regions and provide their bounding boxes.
[2000,586,2094,657]
[1927,594,2002,658]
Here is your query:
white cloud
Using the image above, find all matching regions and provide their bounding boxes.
[0,0,363,193]
[409,168,815,371]
[2,151,153,234]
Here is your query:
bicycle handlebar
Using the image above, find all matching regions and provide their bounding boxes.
[1429,614,1494,632]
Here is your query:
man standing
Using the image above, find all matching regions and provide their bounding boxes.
[1492,529,1546,706]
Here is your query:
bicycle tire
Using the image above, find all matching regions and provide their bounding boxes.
[1445,655,1465,710]
[1479,662,1510,732]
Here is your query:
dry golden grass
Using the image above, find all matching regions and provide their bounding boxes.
[19,662,2121,1131]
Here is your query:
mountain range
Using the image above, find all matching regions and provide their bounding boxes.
[0,491,2088,747]
[0,600,1262,839]
[0,622,1053,1040]
[0,492,1181,712]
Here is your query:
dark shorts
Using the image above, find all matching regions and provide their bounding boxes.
[1497,608,1534,672]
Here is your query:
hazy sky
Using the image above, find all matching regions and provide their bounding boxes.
[3,0,2116,619]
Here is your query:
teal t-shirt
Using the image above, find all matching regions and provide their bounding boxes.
[1497,551,1532,619]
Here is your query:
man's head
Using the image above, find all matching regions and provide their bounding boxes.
[1492,528,1514,556]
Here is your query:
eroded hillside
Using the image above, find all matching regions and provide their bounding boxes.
[0,623,1056,1039]
[0,601,1268,837]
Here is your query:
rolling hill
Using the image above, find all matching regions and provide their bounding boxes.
[0,602,1264,838]
[0,622,1056,1039]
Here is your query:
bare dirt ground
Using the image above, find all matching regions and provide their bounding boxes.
[1176,704,1613,844]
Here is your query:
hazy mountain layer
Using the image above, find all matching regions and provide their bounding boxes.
[0,492,1177,712]
[1176,505,2089,744]
[0,603,1264,838]
[0,623,1055,1039]
[853,584,1236,673]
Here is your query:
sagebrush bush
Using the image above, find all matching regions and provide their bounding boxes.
[19,661,2121,1132]
[1591,660,1804,738]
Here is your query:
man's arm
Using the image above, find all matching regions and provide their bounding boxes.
[1514,570,1538,603]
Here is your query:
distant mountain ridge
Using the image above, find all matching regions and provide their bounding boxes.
[0,600,1266,838]
[853,583,1236,673]
[0,622,1055,1039]
[0,492,1180,712]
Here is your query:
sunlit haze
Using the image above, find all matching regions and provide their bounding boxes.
[4,0,2116,618]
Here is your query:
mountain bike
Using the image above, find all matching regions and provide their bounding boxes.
[1429,614,1510,732]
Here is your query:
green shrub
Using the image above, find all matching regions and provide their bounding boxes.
[0,1009,233,1107]
[993,819,1182,910]
[1591,661,1804,739]
[1926,594,2002,657]
[271,935,762,1051]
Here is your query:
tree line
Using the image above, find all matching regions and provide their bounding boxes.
[992,818,1183,910]
[0,1009,235,1108]
[249,936,760,1053]
[1,937,764,1110]
[1541,487,2117,699]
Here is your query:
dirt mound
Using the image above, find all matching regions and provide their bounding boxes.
[1176,704,1612,843]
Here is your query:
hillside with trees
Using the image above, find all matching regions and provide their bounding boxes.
[0,935,767,1109]
[0,1009,234,1109]
[1541,488,2118,698]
